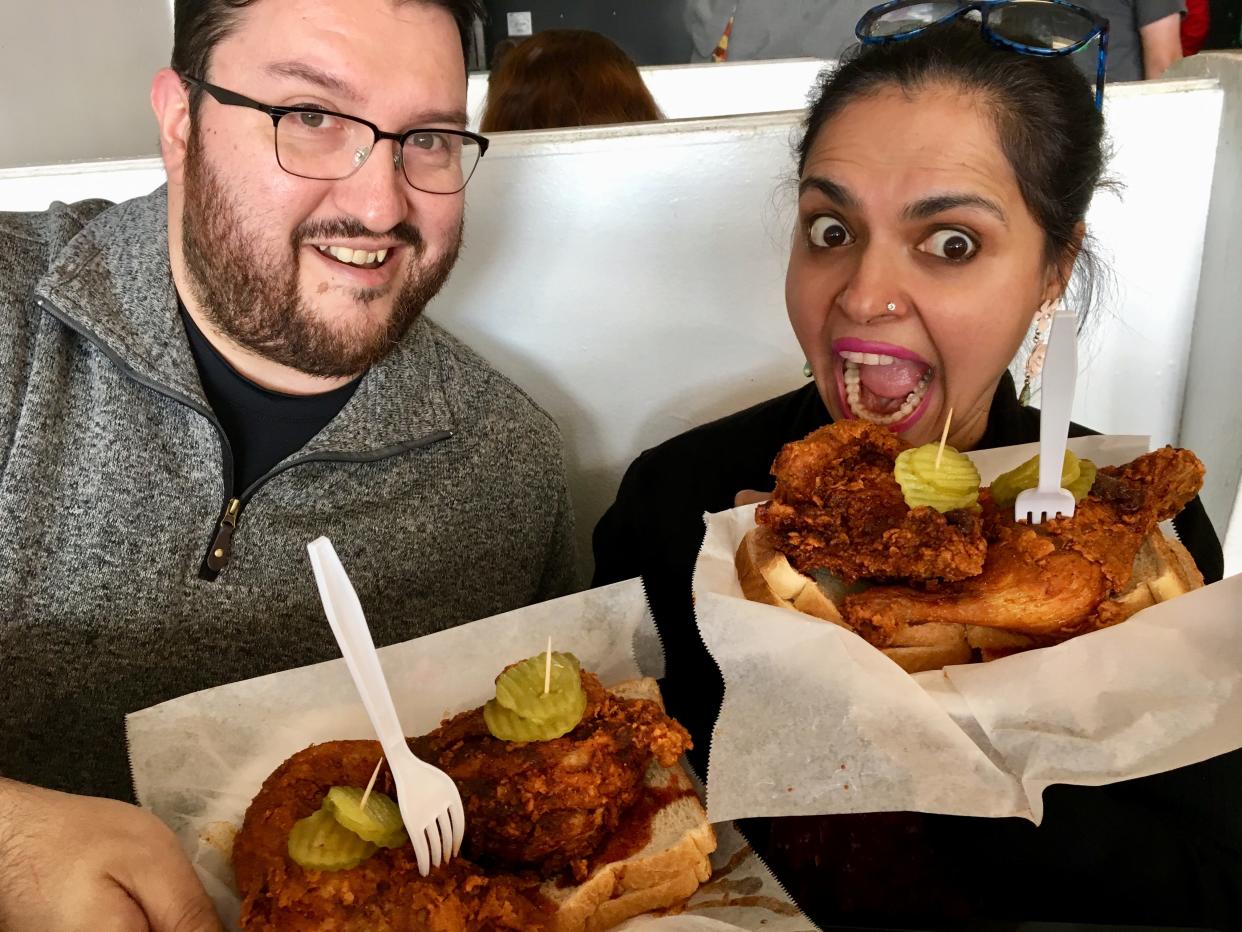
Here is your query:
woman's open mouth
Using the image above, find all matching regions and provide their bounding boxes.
[832,339,935,430]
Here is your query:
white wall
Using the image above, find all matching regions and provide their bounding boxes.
[0,0,172,169]
[0,79,1229,581]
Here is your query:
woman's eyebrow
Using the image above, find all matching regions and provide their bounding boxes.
[798,176,859,209]
[903,193,1008,225]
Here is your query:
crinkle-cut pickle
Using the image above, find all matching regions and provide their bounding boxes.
[325,786,408,847]
[288,806,378,871]
[990,452,1096,507]
[893,444,981,512]
[494,651,583,723]
[484,690,587,742]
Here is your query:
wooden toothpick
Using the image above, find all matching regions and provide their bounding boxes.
[359,756,384,809]
[543,636,553,696]
[935,407,954,470]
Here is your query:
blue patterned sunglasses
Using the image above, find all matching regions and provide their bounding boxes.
[856,0,1110,110]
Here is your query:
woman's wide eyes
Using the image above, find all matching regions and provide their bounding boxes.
[808,215,854,248]
[918,229,979,261]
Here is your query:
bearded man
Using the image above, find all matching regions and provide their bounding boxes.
[0,2,577,927]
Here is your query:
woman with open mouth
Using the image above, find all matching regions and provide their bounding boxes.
[592,6,1232,930]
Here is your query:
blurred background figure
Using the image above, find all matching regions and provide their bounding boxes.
[1076,0,1184,79]
[480,29,663,132]
[1181,0,1210,56]
[687,0,883,62]
[490,36,521,70]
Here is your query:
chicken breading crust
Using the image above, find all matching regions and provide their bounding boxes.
[758,420,988,583]
[233,740,554,932]
[413,671,692,881]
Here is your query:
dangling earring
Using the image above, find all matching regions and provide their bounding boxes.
[803,361,813,378]
[1019,298,1057,406]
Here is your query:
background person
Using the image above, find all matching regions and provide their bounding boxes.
[480,29,663,133]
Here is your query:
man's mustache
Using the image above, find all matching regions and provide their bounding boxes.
[293,218,424,252]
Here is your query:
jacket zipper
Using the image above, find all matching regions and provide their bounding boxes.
[34,295,452,583]
[205,497,242,575]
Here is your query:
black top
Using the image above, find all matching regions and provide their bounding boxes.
[181,307,361,494]
[593,372,1238,928]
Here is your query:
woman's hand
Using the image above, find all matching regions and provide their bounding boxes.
[734,489,772,507]
[0,779,222,932]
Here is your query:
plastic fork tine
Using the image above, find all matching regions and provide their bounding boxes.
[426,819,443,868]
[411,832,430,876]
[451,798,466,856]
[437,811,454,863]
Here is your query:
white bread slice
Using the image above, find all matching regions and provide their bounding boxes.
[543,678,717,932]
[884,642,974,673]
[735,526,847,625]
[884,623,972,672]
[1145,533,1204,601]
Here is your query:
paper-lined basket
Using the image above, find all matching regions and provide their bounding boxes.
[692,435,1242,826]
[126,578,817,932]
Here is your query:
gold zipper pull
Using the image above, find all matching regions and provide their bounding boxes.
[206,498,242,573]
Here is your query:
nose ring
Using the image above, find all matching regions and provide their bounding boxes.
[886,302,897,312]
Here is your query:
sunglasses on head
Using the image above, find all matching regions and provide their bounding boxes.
[856,0,1110,110]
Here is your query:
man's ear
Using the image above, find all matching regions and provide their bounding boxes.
[1044,221,1086,305]
[151,68,193,186]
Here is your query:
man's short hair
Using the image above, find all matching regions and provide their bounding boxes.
[171,0,484,110]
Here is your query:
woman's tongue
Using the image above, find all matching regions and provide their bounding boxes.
[857,358,927,414]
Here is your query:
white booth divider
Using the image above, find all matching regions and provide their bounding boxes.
[0,78,1229,580]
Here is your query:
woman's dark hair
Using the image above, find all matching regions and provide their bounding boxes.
[172,0,483,110]
[798,21,1110,315]
[480,29,663,133]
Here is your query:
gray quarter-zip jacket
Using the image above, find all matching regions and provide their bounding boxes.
[0,188,579,801]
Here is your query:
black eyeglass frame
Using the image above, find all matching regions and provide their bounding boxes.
[179,74,490,194]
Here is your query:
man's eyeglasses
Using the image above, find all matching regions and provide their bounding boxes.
[180,75,489,195]
[856,0,1110,110]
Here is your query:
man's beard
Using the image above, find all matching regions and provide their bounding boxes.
[180,131,462,379]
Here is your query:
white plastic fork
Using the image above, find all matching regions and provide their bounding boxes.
[1015,306,1078,524]
[306,536,465,877]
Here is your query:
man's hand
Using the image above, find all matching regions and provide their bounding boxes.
[0,779,221,932]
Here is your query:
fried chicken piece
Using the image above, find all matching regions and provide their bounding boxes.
[842,447,1205,641]
[233,740,554,932]
[413,671,691,881]
[758,420,987,583]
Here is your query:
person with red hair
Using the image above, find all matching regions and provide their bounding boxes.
[481,29,663,133]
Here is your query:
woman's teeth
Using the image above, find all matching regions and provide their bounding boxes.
[315,245,389,268]
[839,350,897,366]
[841,356,934,426]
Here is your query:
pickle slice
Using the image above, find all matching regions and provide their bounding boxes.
[325,787,408,846]
[288,806,378,871]
[990,452,1086,507]
[893,444,980,512]
[1065,457,1097,501]
[493,651,584,723]
[484,692,586,742]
